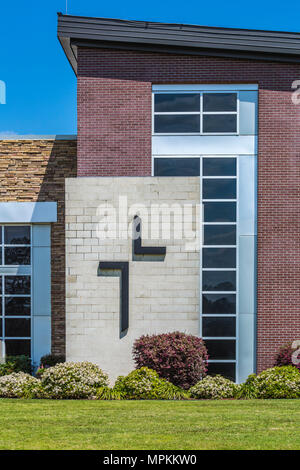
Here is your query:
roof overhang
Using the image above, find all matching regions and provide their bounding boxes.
[57,13,300,75]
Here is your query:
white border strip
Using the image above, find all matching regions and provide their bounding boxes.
[0,202,57,223]
[153,84,258,91]
[0,135,77,141]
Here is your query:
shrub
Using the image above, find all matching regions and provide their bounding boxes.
[239,366,300,399]
[133,332,208,389]
[0,372,43,398]
[40,362,109,399]
[238,374,257,399]
[40,354,66,368]
[190,375,240,399]
[96,386,125,400]
[153,379,190,400]
[0,355,32,377]
[36,354,66,378]
[114,367,190,400]
[275,343,300,372]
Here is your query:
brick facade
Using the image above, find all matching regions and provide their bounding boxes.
[77,47,300,372]
[0,139,77,355]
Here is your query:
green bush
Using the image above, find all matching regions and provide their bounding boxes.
[190,375,240,399]
[114,367,190,400]
[0,355,32,377]
[0,372,43,398]
[239,366,300,399]
[96,386,125,400]
[40,362,109,399]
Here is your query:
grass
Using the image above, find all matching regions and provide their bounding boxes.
[0,399,299,450]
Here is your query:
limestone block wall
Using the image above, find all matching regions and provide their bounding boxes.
[65,177,200,381]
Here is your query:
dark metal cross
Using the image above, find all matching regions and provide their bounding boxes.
[133,215,166,259]
[98,216,166,336]
[97,261,129,335]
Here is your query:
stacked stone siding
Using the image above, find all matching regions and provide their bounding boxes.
[0,139,77,355]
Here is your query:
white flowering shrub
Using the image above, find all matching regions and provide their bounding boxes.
[239,366,300,399]
[190,375,240,399]
[40,362,109,399]
[0,372,43,398]
[113,367,189,400]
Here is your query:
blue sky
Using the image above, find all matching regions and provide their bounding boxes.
[0,0,299,136]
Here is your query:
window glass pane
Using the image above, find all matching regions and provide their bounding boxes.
[203,317,236,337]
[204,225,236,246]
[203,248,236,268]
[0,228,2,244]
[202,271,236,292]
[5,297,31,316]
[0,320,2,337]
[5,276,31,295]
[203,179,236,199]
[154,115,200,133]
[203,93,237,112]
[202,293,236,314]
[5,247,30,265]
[154,158,200,176]
[205,339,236,360]
[207,362,236,381]
[155,93,200,112]
[0,275,2,295]
[5,319,31,337]
[5,339,31,356]
[203,114,237,133]
[4,226,30,244]
[203,158,236,176]
[204,202,236,222]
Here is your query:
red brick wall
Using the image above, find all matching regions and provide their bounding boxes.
[77,47,300,372]
[0,139,77,356]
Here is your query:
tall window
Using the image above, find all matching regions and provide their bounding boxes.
[201,157,237,382]
[0,226,31,358]
[153,92,238,135]
[154,156,238,381]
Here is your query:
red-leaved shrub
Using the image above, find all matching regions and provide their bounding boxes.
[274,343,300,372]
[132,331,208,389]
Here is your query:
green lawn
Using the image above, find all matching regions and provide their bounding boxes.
[0,399,299,450]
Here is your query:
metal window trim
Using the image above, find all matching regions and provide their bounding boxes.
[200,155,239,378]
[152,90,240,136]
[0,225,32,359]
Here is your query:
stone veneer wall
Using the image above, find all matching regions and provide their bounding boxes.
[0,139,77,355]
[65,176,200,381]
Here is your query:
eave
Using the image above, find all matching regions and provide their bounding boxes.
[57,13,300,75]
